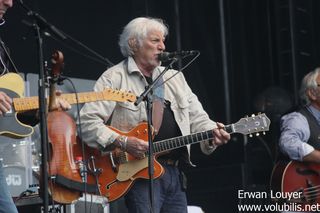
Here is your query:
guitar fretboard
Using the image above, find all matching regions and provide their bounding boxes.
[151,130,213,154]
[12,89,134,112]
[151,124,234,154]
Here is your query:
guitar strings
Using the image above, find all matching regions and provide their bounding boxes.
[294,185,320,202]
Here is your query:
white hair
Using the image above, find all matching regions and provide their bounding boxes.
[299,67,320,104]
[118,17,168,57]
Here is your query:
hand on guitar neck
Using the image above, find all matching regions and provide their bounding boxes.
[211,122,231,147]
[48,89,71,112]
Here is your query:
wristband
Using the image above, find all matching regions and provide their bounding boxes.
[117,135,128,151]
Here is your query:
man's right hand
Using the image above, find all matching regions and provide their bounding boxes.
[0,91,12,115]
[125,136,149,159]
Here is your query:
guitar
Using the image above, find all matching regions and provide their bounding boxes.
[0,72,136,139]
[270,160,320,206]
[94,113,270,202]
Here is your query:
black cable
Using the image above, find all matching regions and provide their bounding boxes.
[0,35,20,73]
[155,51,201,90]
[62,76,94,213]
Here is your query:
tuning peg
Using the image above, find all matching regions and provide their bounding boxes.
[263,132,266,135]
[251,114,256,117]
[249,134,253,138]
[256,133,260,136]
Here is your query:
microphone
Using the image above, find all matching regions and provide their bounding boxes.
[75,156,87,183]
[157,50,198,62]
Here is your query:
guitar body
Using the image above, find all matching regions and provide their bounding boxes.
[0,73,24,96]
[0,73,34,138]
[95,114,270,202]
[270,161,320,205]
[93,123,164,202]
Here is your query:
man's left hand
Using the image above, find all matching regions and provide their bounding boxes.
[53,90,71,111]
[211,122,230,146]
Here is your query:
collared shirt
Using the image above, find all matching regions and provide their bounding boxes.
[79,57,217,162]
[279,105,320,161]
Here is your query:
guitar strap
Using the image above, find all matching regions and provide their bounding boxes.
[0,35,19,73]
[144,74,165,134]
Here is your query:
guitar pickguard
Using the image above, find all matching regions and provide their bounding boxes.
[0,88,34,138]
[116,158,148,181]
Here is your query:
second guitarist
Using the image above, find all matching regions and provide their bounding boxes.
[79,17,230,213]
[276,67,320,213]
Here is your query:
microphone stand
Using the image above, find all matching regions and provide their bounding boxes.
[17,2,65,213]
[30,16,50,213]
[17,2,105,212]
[134,58,177,212]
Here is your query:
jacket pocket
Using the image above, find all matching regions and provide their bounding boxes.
[171,98,190,134]
[112,102,143,130]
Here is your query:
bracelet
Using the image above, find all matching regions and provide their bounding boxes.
[117,135,128,151]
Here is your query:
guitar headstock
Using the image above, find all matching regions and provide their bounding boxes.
[231,113,270,136]
[102,88,137,102]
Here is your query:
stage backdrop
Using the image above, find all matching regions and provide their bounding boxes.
[2,0,320,212]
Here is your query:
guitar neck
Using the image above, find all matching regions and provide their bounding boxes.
[152,125,234,154]
[13,91,106,112]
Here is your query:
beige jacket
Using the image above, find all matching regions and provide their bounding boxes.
[79,57,217,161]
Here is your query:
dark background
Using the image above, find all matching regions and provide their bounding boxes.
[3,0,320,212]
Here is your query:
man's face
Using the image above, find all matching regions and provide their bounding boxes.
[133,29,165,72]
[0,0,12,19]
[308,74,320,109]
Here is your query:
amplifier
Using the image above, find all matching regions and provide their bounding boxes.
[0,136,38,198]
[16,194,110,213]
[66,194,110,213]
